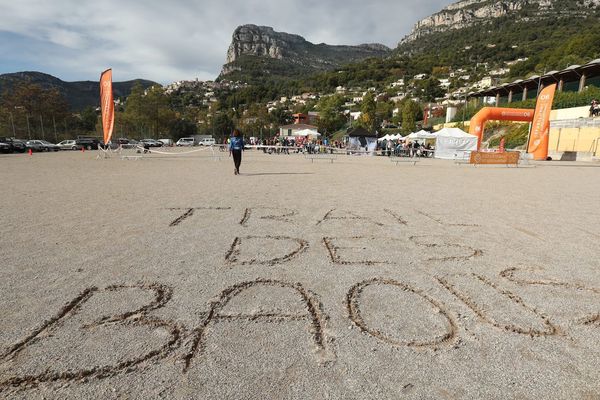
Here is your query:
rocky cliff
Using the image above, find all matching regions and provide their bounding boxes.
[401,0,600,44]
[221,25,390,78]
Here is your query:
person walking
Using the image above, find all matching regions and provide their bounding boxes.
[229,129,244,175]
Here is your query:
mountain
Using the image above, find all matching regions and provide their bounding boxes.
[390,0,600,82]
[401,0,599,44]
[0,71,158,111]
[220,24,391,82]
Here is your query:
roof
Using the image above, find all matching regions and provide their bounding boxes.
[347,127,376,137]
[435,127,476,138]
[470,57,600,99]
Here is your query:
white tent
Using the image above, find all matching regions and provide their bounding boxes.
[433,127,478,160]
[295,129,321,137]
[377,134,392,142]
[407,130,437,140]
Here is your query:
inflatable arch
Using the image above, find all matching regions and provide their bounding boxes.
[468,84,557,161]
[468,107,534,150]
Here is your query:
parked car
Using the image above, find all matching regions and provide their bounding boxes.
[25,140,47,152]
[39,140,61,151]
[176,137,194,146]
[0,137,27,153]
[75,138,101,150]
[57,140,82,150]
[111,138,135,149]
[158,138,174,147]
[198,137,216,146]
[140,139,163,147]
[0,142,11,153]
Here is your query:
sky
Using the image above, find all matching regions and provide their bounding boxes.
[0,0,452,84]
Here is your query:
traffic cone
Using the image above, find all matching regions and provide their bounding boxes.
[28,148,32,156]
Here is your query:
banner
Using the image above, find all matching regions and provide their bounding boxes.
[100,69,114,145]
[470,151,519,165]
[527,84,556,160]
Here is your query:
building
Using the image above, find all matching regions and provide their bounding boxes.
[470,59,600,107]
[278,124,319,137]
[292,113,319,125]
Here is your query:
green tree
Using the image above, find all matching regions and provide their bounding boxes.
[401,100,420,133]
[169,118,197,139]
[121,83,176,139]
[212,112,234,140]
[1,82,69,139]
[358,92,377,133]
[269,107,292,126]
[77,106,98,133]
[316,94,346,136]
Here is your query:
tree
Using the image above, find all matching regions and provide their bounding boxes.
[401,100,421,133]
[120,83,176,138]
[269,107,292,126]
[212,112,234,140]
[416,78,445,102]
[77,106,98,133]
[358,92,377,133]
[1,82,69,139]
[169,118,197,139]
[316,94,346,136]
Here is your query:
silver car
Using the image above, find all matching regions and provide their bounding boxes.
[57,140,82,150]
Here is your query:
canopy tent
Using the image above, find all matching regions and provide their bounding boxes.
[347,127,377,155]
[295,128,321,137]
[378,133,405,141]
[407,130,437,140]
[433,127,478,160]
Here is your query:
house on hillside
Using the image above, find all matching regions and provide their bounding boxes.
[292,113,320,125]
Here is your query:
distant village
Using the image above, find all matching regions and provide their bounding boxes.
[158,55,532,131]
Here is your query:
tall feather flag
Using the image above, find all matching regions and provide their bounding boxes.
[100,69,115,145]
[527,84,556,160]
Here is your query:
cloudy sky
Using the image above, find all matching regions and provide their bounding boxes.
[0,0,452,84]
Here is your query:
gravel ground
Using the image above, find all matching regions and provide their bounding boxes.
[0,149,599,399]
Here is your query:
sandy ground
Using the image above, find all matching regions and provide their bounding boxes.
[0,148,599,399]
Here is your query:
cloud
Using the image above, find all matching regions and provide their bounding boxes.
[0,0,450,83]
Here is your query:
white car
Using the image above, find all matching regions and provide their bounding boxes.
[57,140,81,150]
[198,138,216,146]
[176,137,194,146]
[159,138,174,147]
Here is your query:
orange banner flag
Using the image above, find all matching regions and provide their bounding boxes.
[527,84,556,160]
[100,69,115,145]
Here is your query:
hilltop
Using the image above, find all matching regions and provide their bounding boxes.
[0,72,158,111]
[219,25,391,82]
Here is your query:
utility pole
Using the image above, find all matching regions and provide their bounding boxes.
[9,112,16,137]
[462,92,467,124]
[26,115,31,140]
[40,115,45,140]
[53,116,58,143]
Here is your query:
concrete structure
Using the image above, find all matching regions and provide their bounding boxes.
[470,59,600,106]
[548,106,600,159]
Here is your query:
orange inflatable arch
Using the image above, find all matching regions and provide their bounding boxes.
[468,107,534,150]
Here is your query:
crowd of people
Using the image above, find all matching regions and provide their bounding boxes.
[378,138,434,157]
[232,137,346,154]
[222,133,434,158]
